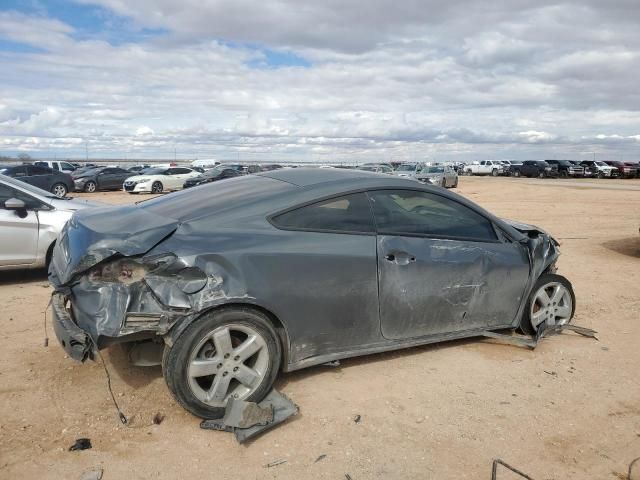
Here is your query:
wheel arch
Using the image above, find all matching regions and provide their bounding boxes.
[165,301,291,369]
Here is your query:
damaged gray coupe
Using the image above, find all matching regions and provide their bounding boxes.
[49,168,575,418]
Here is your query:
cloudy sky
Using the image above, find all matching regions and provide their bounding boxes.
[1,0,639,162]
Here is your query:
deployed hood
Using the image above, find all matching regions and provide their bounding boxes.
[50,204,179,285]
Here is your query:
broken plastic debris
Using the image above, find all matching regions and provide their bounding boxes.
[68,438,92,451]
[200,389,298,443]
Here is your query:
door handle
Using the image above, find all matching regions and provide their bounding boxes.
[384,252,416,265]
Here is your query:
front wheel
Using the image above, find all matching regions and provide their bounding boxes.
[151,181,163,193]
[513,170,521,177]
[519,273,575,335]
[51,183,67,198]
[491,169,498,177]
[84,181,97,193]
[451,177,458,188]
[162,308,282,419]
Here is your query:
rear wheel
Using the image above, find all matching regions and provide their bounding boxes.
[51,183,67,198]
[151,181,163,193]
[84,181,97,193]
[163,308,281,419]
[519,274,575,335]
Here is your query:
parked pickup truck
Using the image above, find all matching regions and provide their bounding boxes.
[604,161,637,178]
[463,160,504,176]
[545,160,584,178]
[510,160,556,178]
[580,160,617,178]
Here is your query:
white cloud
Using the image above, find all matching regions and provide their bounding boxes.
[0,2,639,161]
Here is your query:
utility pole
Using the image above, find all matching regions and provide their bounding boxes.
[174,147,177,163]
[85,141,89,162]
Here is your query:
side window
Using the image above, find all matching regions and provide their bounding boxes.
[61,162,74,170]
[272,193,374,233]
[29,166,52,175]
[368,190,497,241]
[12,166,28,177]
[175,168,192,174]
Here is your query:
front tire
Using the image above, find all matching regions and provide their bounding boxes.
[84,181,97,193]
[519,274,575,335]
[513,170,521,177]
[491,169,498,177]
[162,308,282,419]
[151,181,163,193]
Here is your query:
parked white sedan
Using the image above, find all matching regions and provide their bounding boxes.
[123,167,201,194]
[0,174,100,270]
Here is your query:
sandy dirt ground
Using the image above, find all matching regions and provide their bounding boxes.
[0,176,638,479]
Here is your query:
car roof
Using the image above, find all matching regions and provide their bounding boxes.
[257,167,418,188]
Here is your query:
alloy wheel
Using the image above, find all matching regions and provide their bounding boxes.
[187,323,269,407]
[52,183,67,197]
[529,282,573,331]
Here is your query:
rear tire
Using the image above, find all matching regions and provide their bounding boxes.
[519,274,575,335]
[513,170,521,177]
[51,183,67,198]
[162,307,281,419]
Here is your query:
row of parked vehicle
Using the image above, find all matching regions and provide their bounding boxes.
[0,161,286,197]
[462,159,639,178]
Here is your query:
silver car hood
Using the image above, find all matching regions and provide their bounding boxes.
[48,197,106,211]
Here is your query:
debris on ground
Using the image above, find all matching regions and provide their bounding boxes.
[314,454,327,463]
[481,323,598,350]
[353,414,361,424]
[491,458,534,479]
[345,474,353,480]
[152,413,164,425]
[264,459,287,468]
[543,370,557,376]
[79,468,103,480]
[200,389,298,444]
[68,438,92,451]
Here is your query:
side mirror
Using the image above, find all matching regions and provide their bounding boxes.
[4,197,28,218]
[5,198,26,210]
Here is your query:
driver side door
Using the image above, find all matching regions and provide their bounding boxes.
[0,183,40,266]
[368,189,529,340]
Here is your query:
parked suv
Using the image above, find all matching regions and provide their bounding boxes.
[510,160,555,178]
[545,160,584,178]
[603,161,637,178]
[0,164,74,197]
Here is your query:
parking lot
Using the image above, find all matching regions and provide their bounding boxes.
[0,176,638,479]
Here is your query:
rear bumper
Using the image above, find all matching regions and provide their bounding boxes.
[51,293,93,362]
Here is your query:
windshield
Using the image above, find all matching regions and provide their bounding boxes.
[396,164,416,172]
[595,161,608,166]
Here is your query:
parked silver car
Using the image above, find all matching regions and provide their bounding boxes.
[0,174,99,270]
[393,162,425,178]
[415,165,458,188]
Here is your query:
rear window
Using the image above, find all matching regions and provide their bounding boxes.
[139,175,293,221]
[272,193,374,234]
